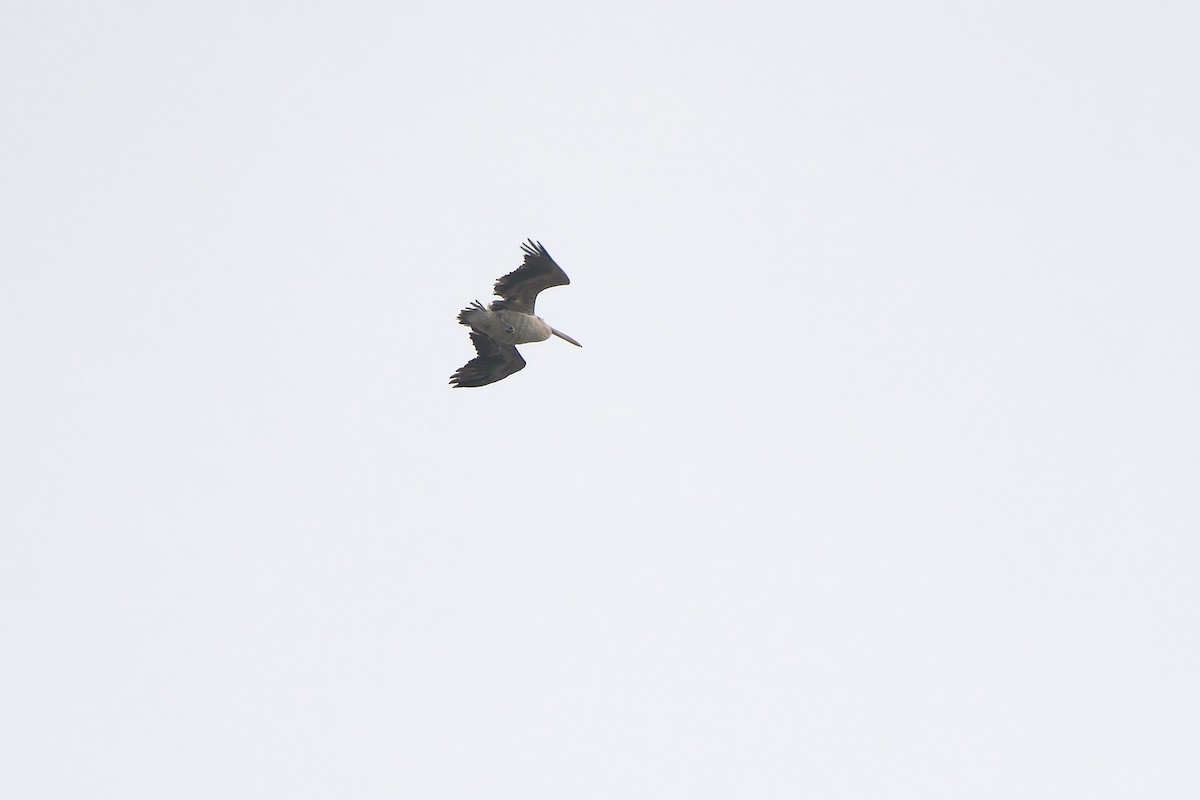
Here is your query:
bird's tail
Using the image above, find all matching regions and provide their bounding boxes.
[458,300,487,327]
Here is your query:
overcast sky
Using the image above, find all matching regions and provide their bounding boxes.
[3,1,1198,797]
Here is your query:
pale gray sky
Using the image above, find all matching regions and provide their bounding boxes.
[3,1,1198,797]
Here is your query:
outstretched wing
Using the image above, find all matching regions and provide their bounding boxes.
[449,332,526,388]
[490,239,571,314]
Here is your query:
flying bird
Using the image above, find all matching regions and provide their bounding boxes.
[450,240,582,388]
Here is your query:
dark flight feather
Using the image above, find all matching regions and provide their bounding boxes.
[449,331,527,388]
[489,239,571,315]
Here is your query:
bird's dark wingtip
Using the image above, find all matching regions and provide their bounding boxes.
[449,368,480,388]
[521,238,549,259]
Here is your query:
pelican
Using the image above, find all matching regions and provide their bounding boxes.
[450,239,582,388]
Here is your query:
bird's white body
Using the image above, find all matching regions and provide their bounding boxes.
[459,306,552,345]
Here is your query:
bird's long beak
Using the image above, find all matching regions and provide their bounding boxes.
[550,327,582,347]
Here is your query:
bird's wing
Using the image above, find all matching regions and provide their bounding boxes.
[489,239,571,314]
[449,332,527,387]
